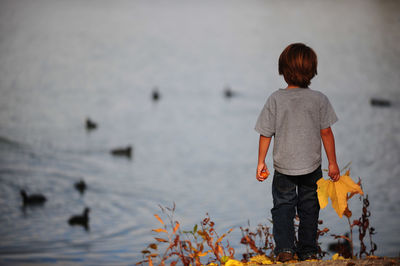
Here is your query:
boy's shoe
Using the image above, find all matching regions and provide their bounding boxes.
[299,253,318,261]
[276,252,293,262]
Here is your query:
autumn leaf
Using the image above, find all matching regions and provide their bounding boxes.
[216,234,226,244]
[198,251,210,257]
[148,243,158,250]
[332,253,345,260]
[173,222,180,234]
[155,237,168,243]
[316,178,331,209]
[225,259,244,266]
[152,228,168,233]
[249,255,274,264]
[317,172,363,218]
[154,214,164,225]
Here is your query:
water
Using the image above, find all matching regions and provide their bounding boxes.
[0,0,399,264]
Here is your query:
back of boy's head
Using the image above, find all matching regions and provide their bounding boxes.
[279,43,318,88]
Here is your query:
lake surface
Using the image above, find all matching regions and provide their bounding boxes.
[0,0,399,264]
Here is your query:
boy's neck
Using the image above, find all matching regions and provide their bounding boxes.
[286,85,300,89]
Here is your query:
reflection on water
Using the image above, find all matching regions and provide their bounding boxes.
[0,0,399,264]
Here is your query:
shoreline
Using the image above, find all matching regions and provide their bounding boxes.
[251,257,400,265]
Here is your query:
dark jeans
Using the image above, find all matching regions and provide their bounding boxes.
[271,166,322,259]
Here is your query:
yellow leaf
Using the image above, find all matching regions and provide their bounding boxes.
[317,178,331,209]
[225,259,244,266]
[152,228,168,233]
[317,174,363,218]
[332,253,345,260]
[154,214,164,225]
[249,255,274,264]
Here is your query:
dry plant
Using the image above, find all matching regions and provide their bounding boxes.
[330,177,377,259]
[239,221,275,262]
[137,203,234,266]
[316,219,330,259]
[355,193,377,257]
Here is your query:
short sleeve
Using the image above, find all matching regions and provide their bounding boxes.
[255,96,276,137]
[320,94,338,129]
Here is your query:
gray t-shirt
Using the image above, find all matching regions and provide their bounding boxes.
[255,88,338,176]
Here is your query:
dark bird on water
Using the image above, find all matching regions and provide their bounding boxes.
[74,180,87,194]
[68,207,90,230]
[20,190,47,206]
[85,118,98,130]
[370,98,391,107]
[152,87,161,101]
[328,233,352,258]
[111,146,132,158]
[223,86,234,98]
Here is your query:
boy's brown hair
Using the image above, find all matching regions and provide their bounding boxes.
[278,43,318,88]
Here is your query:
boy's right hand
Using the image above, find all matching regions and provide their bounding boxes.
[328,163,340,182]
[256,162,270,182]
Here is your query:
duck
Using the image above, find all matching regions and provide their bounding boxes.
[327,233,352,258]
[20,189,47,206]
[152,87,161,101]
[111,146,132,158]
[223,86,234,98]
[85,118,98,130]
[370,98,391,107]
[74,180,87,194]
[68,207,90,230]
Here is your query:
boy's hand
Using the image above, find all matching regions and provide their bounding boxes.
[328,163,340,182]
[256,162,270,182]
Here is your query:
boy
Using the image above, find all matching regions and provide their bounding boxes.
[254,43,340,262]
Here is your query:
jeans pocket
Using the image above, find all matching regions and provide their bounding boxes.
[273,172,296,193]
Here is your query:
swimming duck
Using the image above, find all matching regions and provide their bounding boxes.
[111,146,132,158]
[74,180,87,194]
[20,190,47,206]
[327,233,351,258]
[68,207,90,230]
[224,86,234,98]
[85,118,98,130]
[370,98,391,107]
[152,88,161,101]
